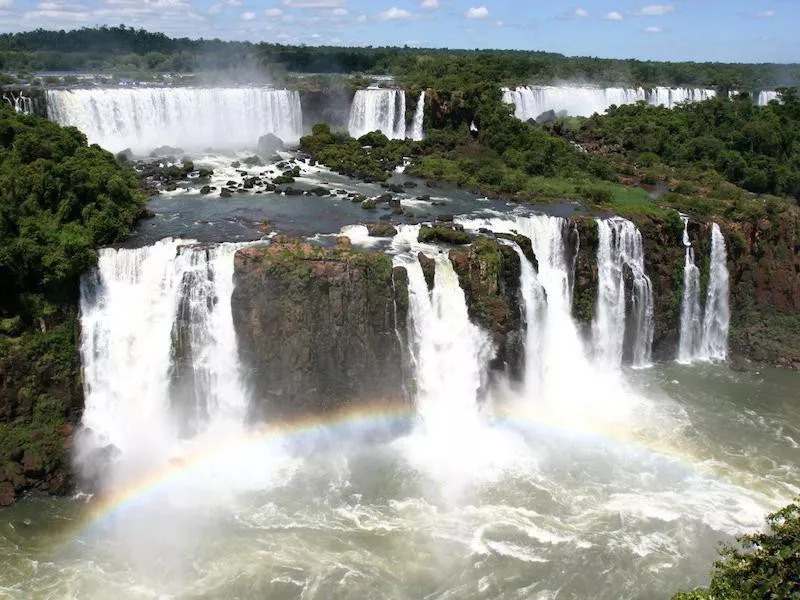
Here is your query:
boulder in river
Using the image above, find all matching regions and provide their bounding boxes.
[257,133,285,156]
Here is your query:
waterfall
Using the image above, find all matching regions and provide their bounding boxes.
[757,90,779,106]
[593,218,654,369]
[3,92,33,115]
[45,87,303,154]
[409,91,426,141]
[500,239,547,396]
[403,255,494,431]
[698,224,730,361]
[348,89,406,140]
[502,85,717,120]
[677,216,702,363]
[78,239,249,476]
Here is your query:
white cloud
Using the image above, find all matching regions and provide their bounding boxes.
[0,0,12,7]
[356,13,366,22]
[264,7,282,16]
[226,0,242,6]
[495,19,503,27]
[421,0,437,7]
[603,11,623,21]
[636,4,674,16]
[755,10,775,18]
[573,7,588,18]
[241,10,254,19]
[332,7,347,15]
[378,6,416,20]
[644,25,662,33]
[465,6,488,19]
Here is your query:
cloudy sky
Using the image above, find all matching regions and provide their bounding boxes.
[4,0,797,63]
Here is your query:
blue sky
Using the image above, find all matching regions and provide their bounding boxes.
[3,0,798,63]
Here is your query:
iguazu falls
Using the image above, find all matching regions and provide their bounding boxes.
[1,13,799,600]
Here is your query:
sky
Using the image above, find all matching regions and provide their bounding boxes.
[2,0,798,63]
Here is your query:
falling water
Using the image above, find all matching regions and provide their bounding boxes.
[348,89,406,140]
[678,216,703,363]
[78,240,249,484]
[698,224,730,361]
[409,90,426,141]
[593,218,654,368]
[757,90,779,106]
[499,239,547,396]
[46,87,303,153]
[502,85,717,120]
[403,255,494,430]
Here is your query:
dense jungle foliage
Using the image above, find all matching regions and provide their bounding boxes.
[2,26,800,90]
[0,106,145,329]
[672,498,800,599]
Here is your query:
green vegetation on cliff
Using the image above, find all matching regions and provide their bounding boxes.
[0,107,145,502]
[672,497,800,599]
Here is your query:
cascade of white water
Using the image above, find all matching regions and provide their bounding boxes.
[499,239,547,396]
[698,224,730,361]
[593,218,654,369]
[409,91,426,141]
[78,240,249,477]
[348,89,406,140]
[757,90,779,106]
[502,85,717,120]
[402,255,494,431]
[45,87,303,154]
[677,216,703,363]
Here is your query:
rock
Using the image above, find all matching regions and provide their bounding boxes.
[273,175,295,185]
[198,168,214,179]
[418,252,435,291]
[21,449,44,478]
[200,185,212,195]
[220,188,233,198]
[417,225,470,245]
[115,148,134,163]
[436,214,454,223]
[150,145,184,157]
[226,180,238,187]
[263,183,277,192]
[310,186,329,197]
[138,207,155,219]
[449,238,524,380]
[231,161,241,168]
[0,482,14,506]
[243,177,257,189]
[403,181,418,188]
[367,223,398,237]
[257,133,285,156]
[284,187,304,196]
[243,155,264,167]
[362,198,377,210]
[535,109,558,126]
[231,240,409,420]
[417,195,431,202]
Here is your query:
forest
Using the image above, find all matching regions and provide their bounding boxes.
[2,26,800,90]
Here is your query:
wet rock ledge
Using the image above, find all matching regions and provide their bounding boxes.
[232,236,410,421]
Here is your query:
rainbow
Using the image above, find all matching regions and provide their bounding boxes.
[71,398,708,536]
[74,402,417,533]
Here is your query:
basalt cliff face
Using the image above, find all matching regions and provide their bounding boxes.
[231,237,410,421]
[571,211,800,368]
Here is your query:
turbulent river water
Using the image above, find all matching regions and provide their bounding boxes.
[2,148,799,600]
[1,365,798,599]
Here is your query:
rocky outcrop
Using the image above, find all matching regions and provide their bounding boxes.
[0,318,81,505]
[232,236,409,421]
[449,237,524,379]
[724,211,800,368]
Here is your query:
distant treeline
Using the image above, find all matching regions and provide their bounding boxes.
[1,26,799,90]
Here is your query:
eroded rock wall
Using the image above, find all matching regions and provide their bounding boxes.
[232,237,409,421]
